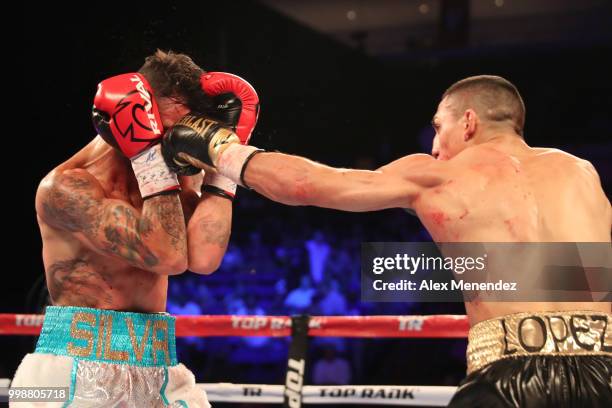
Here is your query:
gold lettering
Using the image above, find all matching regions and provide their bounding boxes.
[96,314,106,359]
[67,312,95,358]
[152,320,170,365]
[177,115,218,135]
[104,315,128,362]
[127,317,151,363]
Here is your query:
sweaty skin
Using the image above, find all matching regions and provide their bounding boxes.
[236,96,611,325]
[36,100,231,313]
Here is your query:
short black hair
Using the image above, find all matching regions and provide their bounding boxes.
[443,75,526,136]
[138,49,212,113]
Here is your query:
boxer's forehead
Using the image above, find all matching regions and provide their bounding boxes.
[157,96,191,127]
[434,96,454,119]
[157,96,189,113]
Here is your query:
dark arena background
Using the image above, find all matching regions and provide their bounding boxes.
[7,1,612,407]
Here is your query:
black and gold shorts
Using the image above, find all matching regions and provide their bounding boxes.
[449,311,612,408]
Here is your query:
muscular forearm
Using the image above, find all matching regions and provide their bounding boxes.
[101,194,188,274]
[179,143,431,212]
[39,170,187,274]
[243,152,325,206]
[187,194,232,274]
[242,152,415,212]
[142,194,188,267]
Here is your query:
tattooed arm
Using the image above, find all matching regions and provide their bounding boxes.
[187,192,232,275]
[36,168,188,275]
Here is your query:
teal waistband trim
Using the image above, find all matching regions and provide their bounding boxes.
[35,306,177,367]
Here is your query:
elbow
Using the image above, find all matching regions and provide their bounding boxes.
[188,248,225,275]
[189,256,222,275]
[146,229,189,275]
[155,248,189,275]
[162,255,189,276]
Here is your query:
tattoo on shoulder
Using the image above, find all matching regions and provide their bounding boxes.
[40,173,186,270]
[41,173,100,233]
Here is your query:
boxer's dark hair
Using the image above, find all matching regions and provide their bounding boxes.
[139,49,212,113]
[443,75,526,136]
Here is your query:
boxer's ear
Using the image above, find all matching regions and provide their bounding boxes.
[463,109,478,141]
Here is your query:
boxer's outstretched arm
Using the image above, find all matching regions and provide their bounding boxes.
[36,169,188,275]
[242,152,441,212]
[187,193,232,274]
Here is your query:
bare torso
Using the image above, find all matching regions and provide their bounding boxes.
[411,139,611,324]
[200,133,612,325]
[37,138,201,313]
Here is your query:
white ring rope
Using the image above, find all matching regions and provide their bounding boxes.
[0,380,456,406]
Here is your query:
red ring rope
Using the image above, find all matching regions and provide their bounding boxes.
[0,314,468,338]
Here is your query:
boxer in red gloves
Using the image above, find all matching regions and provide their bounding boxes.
[11,50,258,407]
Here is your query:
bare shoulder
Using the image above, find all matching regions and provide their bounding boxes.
[37,168,104,203]
[533,147,599,179]
[374,154,452,193]
[36,168,106,231]
[533,146,583,162]
[378,153,441,174]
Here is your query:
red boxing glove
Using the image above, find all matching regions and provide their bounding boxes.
[200,72,259,144]
[199,72,260,200]
[92,73,179,199]
[93,73,164,158]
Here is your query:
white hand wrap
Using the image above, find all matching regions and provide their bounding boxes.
[130,144,180,199]
[205,172,237,196]
[216,144,261,188]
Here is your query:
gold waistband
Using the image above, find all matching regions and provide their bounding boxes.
[466,311,612,374]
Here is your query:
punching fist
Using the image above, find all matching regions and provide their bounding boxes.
[162,114,240,173]
[162,73,260,200]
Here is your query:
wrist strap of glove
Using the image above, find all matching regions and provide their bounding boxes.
[202,172,237,201]
[217,144,264,189]
[131,144,180,199]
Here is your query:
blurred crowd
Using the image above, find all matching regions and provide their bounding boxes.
[168,204,467,385]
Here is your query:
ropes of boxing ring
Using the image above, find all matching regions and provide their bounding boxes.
[0,314,468,406]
